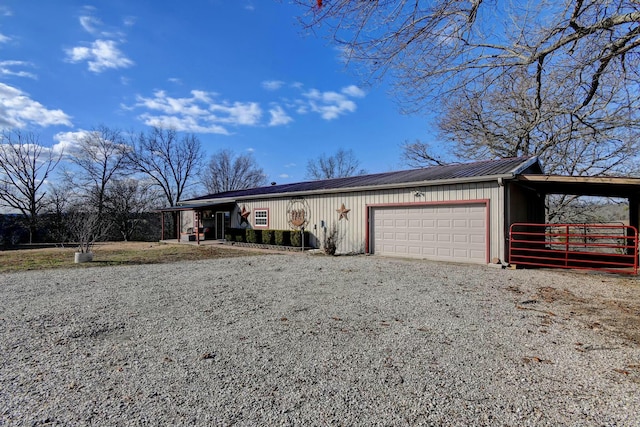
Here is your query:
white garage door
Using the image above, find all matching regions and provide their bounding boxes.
[370,203,487,264]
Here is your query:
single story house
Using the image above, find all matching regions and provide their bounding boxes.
[162,156,640,267]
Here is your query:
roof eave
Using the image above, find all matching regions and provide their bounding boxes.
[509,156,540,175]
[187,174,513,204]
[174,198,237,208]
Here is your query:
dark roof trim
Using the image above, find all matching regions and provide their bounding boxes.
[159,200,236,212]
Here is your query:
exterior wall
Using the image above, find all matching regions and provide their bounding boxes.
[181,210,195,232]
[505,182,546,260]
[229,180,506,261]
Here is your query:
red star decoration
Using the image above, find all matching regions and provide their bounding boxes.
[239,205,251,225]
[336,203,350,220]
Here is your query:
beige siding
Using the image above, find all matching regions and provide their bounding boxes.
[229,181,506,261]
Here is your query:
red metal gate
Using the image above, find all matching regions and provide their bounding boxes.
[509,223,638,274]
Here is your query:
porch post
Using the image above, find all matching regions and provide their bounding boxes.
[161,211,165,240]
[195,211,201,245]
[629,196,639,257]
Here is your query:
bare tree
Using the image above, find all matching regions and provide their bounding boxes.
[299,1,640,178]
[104,179,162,241]
[306,148,367,180]
[201,149,266,194]
[298,1,640,113]
[127,127,202,238]
[43,182,74,245]
[401,140,448,168]
[127,127,202,207]
[66,204,109,254]
[437,69,639,176]
[0,131,61,243]
[66,125,129,233]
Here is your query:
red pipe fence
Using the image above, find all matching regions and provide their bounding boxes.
[509,223,638,275]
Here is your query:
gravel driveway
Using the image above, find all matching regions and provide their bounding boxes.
[1,253,639,426]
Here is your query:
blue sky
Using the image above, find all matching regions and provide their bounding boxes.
[0,0,436,186]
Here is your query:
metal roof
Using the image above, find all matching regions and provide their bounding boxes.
[183,156,540,204]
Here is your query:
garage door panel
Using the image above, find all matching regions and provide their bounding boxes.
[408,219,421,228]
[470,235,485,244]
[371,203,487,264]
[437,219,451,227]
[437,234,451,242]
[453,234,469,243]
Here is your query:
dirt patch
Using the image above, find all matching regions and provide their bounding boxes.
[535,286,587,304]
[539,285,640,345]
[505,276,640,346]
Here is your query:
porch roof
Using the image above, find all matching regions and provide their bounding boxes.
[158,200,236,212]
[516,175,640,199]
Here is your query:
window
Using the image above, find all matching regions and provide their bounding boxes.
[254,209,268,227]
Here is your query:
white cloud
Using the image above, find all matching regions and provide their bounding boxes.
[246,147,255,153]
[0,33,10,44]
[66,39,134,73]
[79,15,102,34]
[342,85,366,98]
[52,130,89,155]
[128,82,365,133]
[262,80,285,91]
[0,61,37,79]
[131,89,263,134]
[268,83,366,121]
[268,105,293,126]
[168,77,183,85]
[0,6,12,17]
[303,88,358,120]
[78,7,126,39]
[210,102,262,125]
[284,163,296,168]
[0,83,72,129]
[123,16,136,27]
[279,173,290,179]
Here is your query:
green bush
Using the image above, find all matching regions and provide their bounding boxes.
[274,230,292,246]
[246,229,261,243]
[225,228,246,242]
[261,229,274,245]
[274,230,284,246]
[290,230,309,247]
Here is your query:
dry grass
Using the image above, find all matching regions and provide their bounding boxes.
[0,242,258,273]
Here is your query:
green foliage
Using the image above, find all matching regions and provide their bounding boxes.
[274,230,284,246]
[225,228,246,243]
[290,230,301,247]
[246,229,261,243]
[274,230,291,246]
[290,230,309,247]
[261,229,274,245]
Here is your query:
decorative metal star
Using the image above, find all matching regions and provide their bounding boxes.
[336,203,350,220]
[239,205,251,225]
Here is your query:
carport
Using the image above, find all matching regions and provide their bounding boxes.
[508,174,640,274]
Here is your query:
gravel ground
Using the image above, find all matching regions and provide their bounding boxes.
[1,253,640,426]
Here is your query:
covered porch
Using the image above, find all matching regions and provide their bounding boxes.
[507,174,640,274]
[158,201,236,244]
